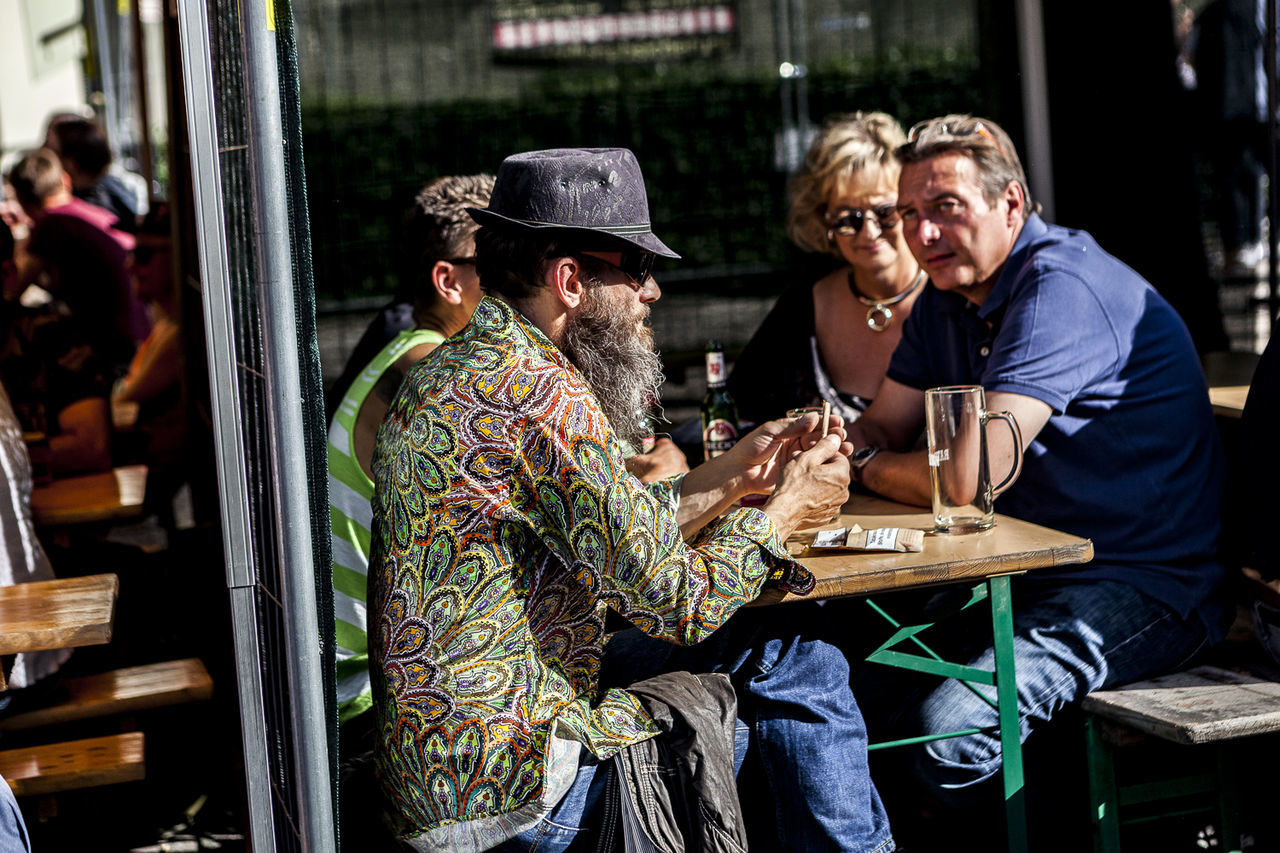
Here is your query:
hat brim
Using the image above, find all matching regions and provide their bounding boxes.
[467,207,680,259]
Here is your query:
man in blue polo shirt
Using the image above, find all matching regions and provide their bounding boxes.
[846,115,1230,814]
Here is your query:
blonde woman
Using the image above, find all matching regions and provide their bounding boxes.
[729,112,925,425]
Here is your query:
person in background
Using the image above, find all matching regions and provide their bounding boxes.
[6,148,144,374]
[112,206,187,526]
[0,212,112,477]
[0,375,72,694]
[729,112,925,427]
[846,115,1228,843]
[328,173,493,729]
[1193,0,1269,274]
[1239,330,1280,665]
[369,148,891,852]
[44,112,144,233]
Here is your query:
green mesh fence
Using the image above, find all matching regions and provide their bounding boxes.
[203,0,336,848]
[295,0,988,304]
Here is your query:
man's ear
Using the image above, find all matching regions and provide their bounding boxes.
[432,260,464,305]
[548,256,587,309]
[1003,181,1025,226]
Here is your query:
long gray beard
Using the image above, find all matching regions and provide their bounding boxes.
[560,290,665,448]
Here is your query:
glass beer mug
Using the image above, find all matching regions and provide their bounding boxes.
[924,385,1023,533]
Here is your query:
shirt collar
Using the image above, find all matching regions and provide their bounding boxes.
[475,294,572,369]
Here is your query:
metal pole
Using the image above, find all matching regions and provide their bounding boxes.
[172,2,275,852]
[1266,0,1278,324]
[792,0,812,149]
[237,0,337,849]
[90,0,123,149]
[1013,0,1055,221]
[129,0,154,199]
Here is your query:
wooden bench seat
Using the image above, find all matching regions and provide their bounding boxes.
[1083,664,1280,744]
[0,658,213,732]
[0,732,145,796]
[1082,664,1280,852]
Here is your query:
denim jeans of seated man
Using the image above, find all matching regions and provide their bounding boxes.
[598,601,894,853]
[855,578,1216,810]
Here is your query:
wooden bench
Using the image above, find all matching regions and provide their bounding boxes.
[0,658,213,733]
[0,732,145,796]
[1082,664,1280,853]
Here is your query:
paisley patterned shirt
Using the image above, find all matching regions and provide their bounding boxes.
[369,296,808,845]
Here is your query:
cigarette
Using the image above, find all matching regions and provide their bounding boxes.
[821,400,830,437]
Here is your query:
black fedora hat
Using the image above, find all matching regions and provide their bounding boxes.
[467,148,679,259]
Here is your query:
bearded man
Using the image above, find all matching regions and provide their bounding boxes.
[368,149,896,853]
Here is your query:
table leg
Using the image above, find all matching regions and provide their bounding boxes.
[989,574,1027,853]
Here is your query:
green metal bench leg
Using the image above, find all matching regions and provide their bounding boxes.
[1218,746,1242,853]
[989,575,1027,853]
[1085,716,1122,853]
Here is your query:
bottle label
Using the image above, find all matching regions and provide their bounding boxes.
[705,352,727,387]
[703,419,738,458]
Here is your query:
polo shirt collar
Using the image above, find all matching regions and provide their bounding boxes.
[977,213,1047,322]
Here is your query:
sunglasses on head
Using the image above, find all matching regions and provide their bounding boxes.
[579,249,657,288]
[907,119,1009,161]
[826,204,900,238]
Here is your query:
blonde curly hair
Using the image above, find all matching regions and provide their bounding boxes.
[786,112,907,257]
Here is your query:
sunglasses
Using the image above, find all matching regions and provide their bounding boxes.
[579,249,657,289]
[826,204,901,238]
[906,119,1009,161]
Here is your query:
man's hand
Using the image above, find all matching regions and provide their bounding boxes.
[728,411,851,496]
[762,434,853,540]
[625,437,690,482]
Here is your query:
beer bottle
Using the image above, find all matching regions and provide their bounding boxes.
[701,340,739,459]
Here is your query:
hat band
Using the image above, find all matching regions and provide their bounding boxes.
[513,217,653,236]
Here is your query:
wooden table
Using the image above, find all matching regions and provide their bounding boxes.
[757,493,1094,853]
[29,465,147,527]
[0,574,119,658]
[0,574,119,690]
[1209,384,1249,419]
[755,493,1094,605]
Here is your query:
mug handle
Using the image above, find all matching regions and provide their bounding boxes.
[983,410,1023,497]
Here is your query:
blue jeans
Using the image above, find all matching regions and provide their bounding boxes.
[0,773,31,852]
[857,578,1215,807]
[612,603,892,853]
[491,721,751,853]
[497,602,895,853]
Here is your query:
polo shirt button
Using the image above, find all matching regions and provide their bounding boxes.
[979,346,991,357]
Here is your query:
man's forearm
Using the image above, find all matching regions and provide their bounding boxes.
[858,448,932,507]
[672,452,747,537]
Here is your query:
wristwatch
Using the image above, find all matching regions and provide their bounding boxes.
[849,445,881,483]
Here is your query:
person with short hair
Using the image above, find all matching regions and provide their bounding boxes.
[6,147,143,373]
[369,148,892,852]
[730,111,925,426]
[329,173,494,727]
[848,115,1229,821]
[44,113,143,232]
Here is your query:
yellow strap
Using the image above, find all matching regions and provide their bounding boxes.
[266,0,276,30]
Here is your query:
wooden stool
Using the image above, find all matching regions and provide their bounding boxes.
[0,732,145,796]
[0,658,212,732]
[1082,665,1280,853]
